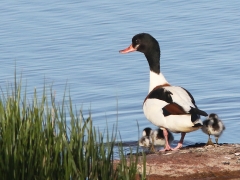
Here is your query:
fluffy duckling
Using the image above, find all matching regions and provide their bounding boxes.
[139,127,174,152]
[139,127,152,147]
[202,113,225,145]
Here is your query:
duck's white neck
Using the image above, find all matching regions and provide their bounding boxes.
[149,71,169,92]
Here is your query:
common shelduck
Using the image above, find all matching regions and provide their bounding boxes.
[139,127,174,152]
[120,33,208,151]
[202,113,225,145]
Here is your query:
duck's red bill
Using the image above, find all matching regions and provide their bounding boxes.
[119,44,136,54]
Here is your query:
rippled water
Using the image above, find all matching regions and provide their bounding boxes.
[1,1,240,147]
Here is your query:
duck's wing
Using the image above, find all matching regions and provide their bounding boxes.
[146,86,208,117]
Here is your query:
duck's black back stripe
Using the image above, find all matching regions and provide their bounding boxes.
[143,83,171,104]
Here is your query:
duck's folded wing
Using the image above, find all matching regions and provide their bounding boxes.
[162,103,186,116]
[146,86,207,116]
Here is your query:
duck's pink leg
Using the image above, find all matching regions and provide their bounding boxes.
[160,128,172,151]
[172,132,186,150]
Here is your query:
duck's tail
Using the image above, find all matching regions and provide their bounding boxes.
[190,107,207,126]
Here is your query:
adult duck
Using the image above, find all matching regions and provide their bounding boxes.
[202,113,225,145]
[120,33,208,151]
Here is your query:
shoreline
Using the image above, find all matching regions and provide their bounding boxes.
[126,143,240,179]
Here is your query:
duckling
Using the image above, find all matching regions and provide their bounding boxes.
[139,127,174,152]
[139,127,153,151]
[202,113,225,145]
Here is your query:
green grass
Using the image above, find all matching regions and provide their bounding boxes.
[0,74,146,180]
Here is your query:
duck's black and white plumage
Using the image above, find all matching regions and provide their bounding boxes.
[120,33,208,151]
[202,113,225,145]
[139,127,174,152]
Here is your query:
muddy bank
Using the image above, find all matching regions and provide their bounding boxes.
[135,143,240,179]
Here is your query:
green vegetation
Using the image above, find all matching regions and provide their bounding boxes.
[0,75,146,179]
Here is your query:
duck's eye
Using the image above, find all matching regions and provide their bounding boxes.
[135,39,139,44]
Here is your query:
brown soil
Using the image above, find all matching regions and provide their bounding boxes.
[132,143,240,179]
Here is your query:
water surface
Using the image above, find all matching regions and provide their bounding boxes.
[0,1,240,147]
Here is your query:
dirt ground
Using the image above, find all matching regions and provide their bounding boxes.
[134,143,240,180]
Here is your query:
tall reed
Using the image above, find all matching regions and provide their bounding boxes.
[0,75,146,179]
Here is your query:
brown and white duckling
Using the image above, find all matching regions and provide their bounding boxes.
[139,127,174,152]
[202,113,225,145]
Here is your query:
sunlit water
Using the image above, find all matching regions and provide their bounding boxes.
[1,1,240,153]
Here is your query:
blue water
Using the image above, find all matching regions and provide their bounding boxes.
[0,1,240,147]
